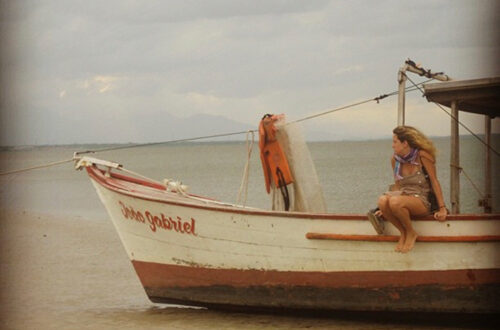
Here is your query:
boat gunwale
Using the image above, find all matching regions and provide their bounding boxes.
[306,232,500,242]
[86,165,500,222]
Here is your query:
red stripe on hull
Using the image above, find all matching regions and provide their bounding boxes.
[131,261,500,313]
[132,260,500,288]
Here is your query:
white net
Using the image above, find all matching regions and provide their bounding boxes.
[273,121,327,213]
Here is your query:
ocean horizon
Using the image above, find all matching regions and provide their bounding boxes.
[2,133,498,150]
[1,137,498,217]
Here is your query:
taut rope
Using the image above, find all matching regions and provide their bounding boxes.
[0,80,434,176]
[236,131,255,206]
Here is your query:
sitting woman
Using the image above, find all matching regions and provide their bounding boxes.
[375,126,447,253]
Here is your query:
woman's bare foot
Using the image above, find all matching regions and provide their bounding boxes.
[401,230,418,253]
[395,234,405,252]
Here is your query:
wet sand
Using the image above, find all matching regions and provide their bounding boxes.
[0,209,496,329]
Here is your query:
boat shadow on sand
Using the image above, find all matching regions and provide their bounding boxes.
[91,306,499,329]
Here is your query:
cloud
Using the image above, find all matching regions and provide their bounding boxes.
[94,76,119,93]
[1,0,498,146]
[75,75,126,94]
[334,65,364,75]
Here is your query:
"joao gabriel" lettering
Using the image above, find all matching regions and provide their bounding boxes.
[119,201,196,235]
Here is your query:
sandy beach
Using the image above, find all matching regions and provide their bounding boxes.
[0,209,146,329]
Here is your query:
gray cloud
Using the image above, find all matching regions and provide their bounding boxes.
[1,0,498,145]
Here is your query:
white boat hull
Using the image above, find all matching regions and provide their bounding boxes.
[87,165,500,313]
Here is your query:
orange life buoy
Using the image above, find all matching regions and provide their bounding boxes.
[258,114,293,194]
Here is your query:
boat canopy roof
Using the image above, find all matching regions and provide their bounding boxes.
[423,77,500,118]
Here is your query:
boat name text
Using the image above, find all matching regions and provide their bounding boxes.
[118,201,196,236]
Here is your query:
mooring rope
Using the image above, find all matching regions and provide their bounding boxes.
[77,130,253,155]
[0,158,75,176]
[0,80,432,176]
[236,130,255,206]
[74,82,431,156]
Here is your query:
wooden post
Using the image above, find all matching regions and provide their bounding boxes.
[450,100,460,214]
[397,68,407,126]
[484,116,492,213]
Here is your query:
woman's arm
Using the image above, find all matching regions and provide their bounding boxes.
[420,151,447,221]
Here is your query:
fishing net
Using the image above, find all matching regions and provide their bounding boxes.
[273,121,327,213]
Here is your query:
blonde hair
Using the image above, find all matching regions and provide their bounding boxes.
[393,126,437,159]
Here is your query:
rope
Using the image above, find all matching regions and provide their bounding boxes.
[450,163,485,199]
[0,80,431,176]
[76,130,254,155]
[405,73,496,201]
[291,99,374,124]
[290,82,433,124]
[236,131,255,206]
[80,82,430,155]
[0,158,74,176]
[403,73,500,157]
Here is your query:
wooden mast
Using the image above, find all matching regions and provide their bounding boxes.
[450,101,460,214]
[397,60,456,210]
[483,116,492,213]
[397,60,451,126]
[397,64,408,126]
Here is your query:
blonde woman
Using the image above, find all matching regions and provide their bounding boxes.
[374,126,447,253]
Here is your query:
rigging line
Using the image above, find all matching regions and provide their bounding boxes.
[290,99,373,124]
[83,81,430,155]
[290,80,433,125]
[450,163,485,199]
[403,73,500,157]
[77,130,256,155]
[0,80,431,176]
[85,81,431,155]
[0,158,74,176]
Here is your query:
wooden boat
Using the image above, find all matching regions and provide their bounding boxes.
[77,63,500,313]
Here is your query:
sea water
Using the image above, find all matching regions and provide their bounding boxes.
[1,136,498,217]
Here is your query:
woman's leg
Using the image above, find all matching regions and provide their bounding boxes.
[378,195,406,251]
[388,196,428,253]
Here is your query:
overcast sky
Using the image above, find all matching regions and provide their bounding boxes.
[1,0,499,145]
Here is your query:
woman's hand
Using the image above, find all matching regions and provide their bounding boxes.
[375,209,383,218]
[434,207,447,221]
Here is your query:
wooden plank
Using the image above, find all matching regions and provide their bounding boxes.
[305,232,500,242]
[423,77,500,117]
[424,77,500,93]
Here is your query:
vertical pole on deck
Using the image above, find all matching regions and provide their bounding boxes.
[450,100,460,214]
[397,68,407,126]
[484,116,492,213]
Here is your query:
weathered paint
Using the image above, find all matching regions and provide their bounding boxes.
[132,260,500,288]
[132,261,500,313]
[86,165,500,312]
